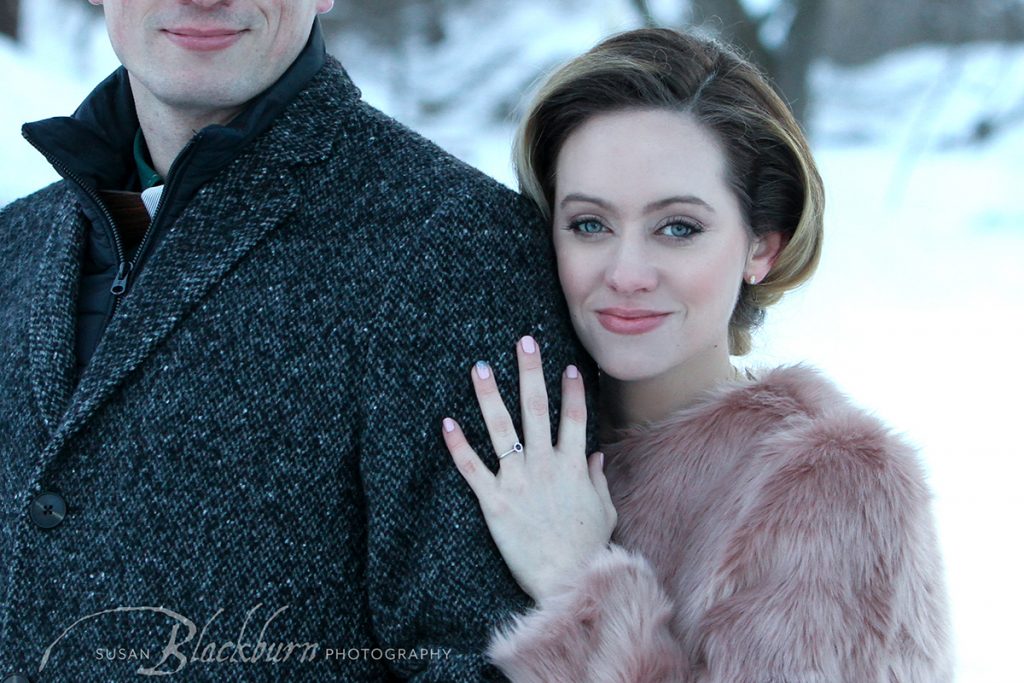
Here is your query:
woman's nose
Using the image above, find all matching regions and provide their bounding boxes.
[605,244,658,294]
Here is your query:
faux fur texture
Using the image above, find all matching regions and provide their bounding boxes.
[488,365,952,682]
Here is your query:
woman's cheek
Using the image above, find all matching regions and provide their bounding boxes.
[556,252,589,306]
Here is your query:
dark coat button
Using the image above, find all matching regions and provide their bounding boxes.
[29,492,67,529]
[3,672,32,683]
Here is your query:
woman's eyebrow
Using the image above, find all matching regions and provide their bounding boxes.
[644,196,715,214]
[559,193,715,214]
[559,192,611,209]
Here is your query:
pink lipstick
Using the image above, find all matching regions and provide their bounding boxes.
[596,308,670,335]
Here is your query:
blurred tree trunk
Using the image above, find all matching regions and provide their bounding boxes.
[320,0,463,49]
[631,0,657,27]
[637,0,1024,125]
[823,0,1024,65]
[772,0,825,125]
[1,0,18,41]
[688,0,823,125]
[690,0,776,75]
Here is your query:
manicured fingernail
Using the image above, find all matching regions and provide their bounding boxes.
[566,364,579,379]
[521,335,537,354]
[475,361,490,380]
[596,452,604,467]
[443,418,456,433]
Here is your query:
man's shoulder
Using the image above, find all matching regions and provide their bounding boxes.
[0,181,74,228]
[346,105,533,216]
[290,58,541,226]
[0,181,74,274]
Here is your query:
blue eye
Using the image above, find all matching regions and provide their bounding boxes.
[658,221,702,239]
[568,218,606,235]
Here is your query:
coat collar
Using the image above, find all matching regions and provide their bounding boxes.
[21,20,331,252]
[43,169,302,467]
[601,364,842,477]
[27,36,362,473]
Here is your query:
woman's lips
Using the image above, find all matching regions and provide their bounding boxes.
[163,28,245,52]
[596,309,671,335]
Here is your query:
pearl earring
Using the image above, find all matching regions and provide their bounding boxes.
[748,275,758,285]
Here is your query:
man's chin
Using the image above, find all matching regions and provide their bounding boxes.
[146,82,257,119]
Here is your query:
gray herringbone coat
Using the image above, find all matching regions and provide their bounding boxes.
[0,58,587,681]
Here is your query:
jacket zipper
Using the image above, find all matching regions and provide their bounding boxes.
[25,134,201,321]
[127,135,200,294]
[25,144,126,320]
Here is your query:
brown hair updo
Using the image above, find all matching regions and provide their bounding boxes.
[514,28,824,355]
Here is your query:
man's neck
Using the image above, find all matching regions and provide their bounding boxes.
[131,78,244,178]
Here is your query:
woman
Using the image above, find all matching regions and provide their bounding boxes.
[441,28,951,682]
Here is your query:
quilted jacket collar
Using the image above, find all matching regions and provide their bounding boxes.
[21,20,330,213]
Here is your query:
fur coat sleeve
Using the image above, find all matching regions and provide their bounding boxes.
[487,366,952,683]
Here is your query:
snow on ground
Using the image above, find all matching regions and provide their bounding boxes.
[2,3,1023,679]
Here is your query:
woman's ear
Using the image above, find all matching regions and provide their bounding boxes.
[745,231,784,284]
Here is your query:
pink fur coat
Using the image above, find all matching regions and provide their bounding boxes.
[488,365,952,682]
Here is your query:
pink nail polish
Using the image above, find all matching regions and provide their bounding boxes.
[596,451,605,467]
[475,361,490,380]
[443,418,456,433]
[566,364,579,379]
[521,335,537,354]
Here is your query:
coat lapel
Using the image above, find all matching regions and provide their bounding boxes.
[34,57,349,466]
[28,196,85,434]
[44,168,300,459]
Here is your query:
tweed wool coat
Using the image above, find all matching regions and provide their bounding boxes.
[0,56,587,680]
[488,365,953,682]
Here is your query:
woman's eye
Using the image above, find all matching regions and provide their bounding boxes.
[568,219,606,235]
[658,221,702,239]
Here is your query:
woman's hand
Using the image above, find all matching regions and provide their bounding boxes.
[442,335,617,604]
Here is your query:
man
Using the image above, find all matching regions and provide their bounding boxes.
[0,1,587,680]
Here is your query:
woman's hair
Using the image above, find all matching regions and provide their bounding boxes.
[514,28,824,355]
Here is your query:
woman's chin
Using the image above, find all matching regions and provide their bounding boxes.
[596,358,670,384]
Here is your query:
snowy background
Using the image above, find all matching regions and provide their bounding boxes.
[2,1,1022,680]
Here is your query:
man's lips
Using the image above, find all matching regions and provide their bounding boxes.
[596,308,671,335]
[162,28,247,52]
